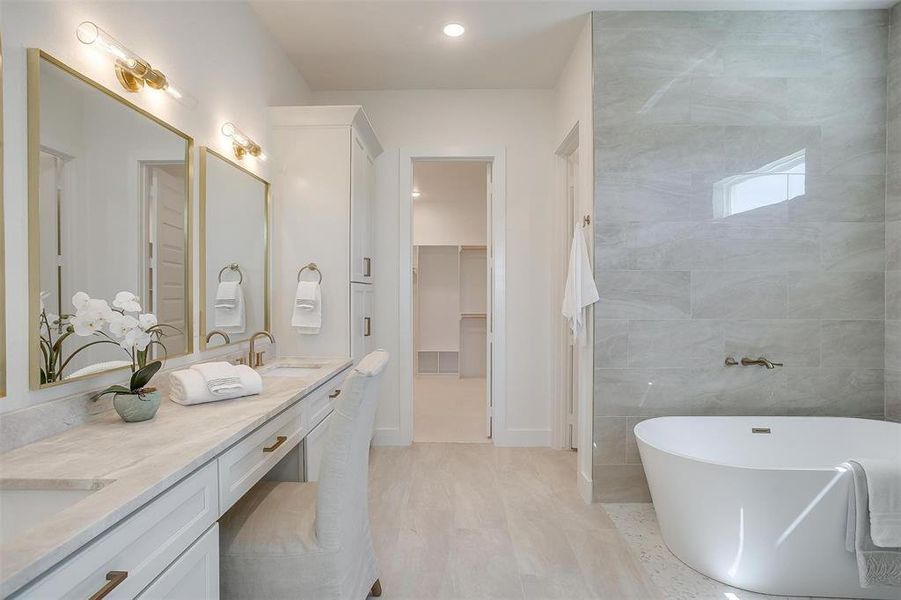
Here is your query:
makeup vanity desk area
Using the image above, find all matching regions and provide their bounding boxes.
[0,358,353,599]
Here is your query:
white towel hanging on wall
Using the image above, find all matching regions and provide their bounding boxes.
[292,280,322,334]
[562,223,599,346]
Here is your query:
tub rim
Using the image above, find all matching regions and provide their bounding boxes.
[633,415,899,474]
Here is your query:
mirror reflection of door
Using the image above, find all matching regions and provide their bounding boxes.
[142,163,188,358]
[38,150,67,318]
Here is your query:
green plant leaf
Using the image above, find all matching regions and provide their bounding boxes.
[130,360,162,391]
[93,385,132,401]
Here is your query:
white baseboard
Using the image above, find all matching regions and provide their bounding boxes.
[578,469,593,504]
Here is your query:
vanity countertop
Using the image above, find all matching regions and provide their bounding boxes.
[0,357,353,597]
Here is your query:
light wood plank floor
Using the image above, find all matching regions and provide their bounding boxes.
[368,444,661,599]
[413,377,488,443]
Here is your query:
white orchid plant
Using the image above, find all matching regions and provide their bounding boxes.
[38,290,177,391]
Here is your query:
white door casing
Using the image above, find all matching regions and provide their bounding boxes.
[398,146,506,446]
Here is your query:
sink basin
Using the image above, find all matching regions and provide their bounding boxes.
[0,482,106,544]
[264,365,324,378]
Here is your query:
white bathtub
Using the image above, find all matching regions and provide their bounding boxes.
[635,416,901,599]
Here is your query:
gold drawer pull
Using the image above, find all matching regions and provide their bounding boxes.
[263,435,287,453]
[89,570,128,600]
[329,389,341,399]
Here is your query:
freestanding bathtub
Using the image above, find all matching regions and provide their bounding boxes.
[635,417,901,600]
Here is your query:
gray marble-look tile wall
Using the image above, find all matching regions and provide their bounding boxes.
[887,3,901,422]
[591,10,890,501]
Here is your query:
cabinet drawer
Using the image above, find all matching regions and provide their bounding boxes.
[15,462,218,600]
[137,524,219,600]
[218,402,305,514]
[305,381,341,431]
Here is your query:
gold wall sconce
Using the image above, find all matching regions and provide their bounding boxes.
[221,122,266,161]
[76,21,191,105]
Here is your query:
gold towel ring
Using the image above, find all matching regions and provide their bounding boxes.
[298,262,322,284]
[218,263,243,284]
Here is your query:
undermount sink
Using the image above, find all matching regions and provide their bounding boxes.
[0,482,107,544]
[263,365,324,378]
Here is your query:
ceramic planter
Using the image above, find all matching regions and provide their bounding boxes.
[112,389,161,423]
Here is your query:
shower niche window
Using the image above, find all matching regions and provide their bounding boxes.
[713,150,806,218]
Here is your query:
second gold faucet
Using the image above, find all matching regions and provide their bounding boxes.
[248,331,276,367]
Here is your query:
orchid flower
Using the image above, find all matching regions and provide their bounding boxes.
[113,291,142,313]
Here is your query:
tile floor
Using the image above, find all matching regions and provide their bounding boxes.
[368,444,658,599]
[368,444,844,600]
[413,377,488,443]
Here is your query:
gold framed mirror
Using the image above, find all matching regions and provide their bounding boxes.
[27,50,193,389]
[199,147,269,350]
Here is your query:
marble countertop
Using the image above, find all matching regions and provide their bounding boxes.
[0,357,353,597]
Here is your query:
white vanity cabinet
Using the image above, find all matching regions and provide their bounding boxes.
[137,524,219,600]
[5,362,352,600]
[269,106,382,363]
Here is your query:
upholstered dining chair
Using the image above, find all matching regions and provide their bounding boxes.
[219,350,389,600]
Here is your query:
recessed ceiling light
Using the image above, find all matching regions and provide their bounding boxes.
[443,23,465,38]
[412,191,422,198]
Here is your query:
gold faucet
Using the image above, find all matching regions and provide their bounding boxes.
[249,331,276,368]
[205,329,231,345]
[740,356,783,369]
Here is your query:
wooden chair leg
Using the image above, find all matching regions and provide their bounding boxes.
[370,579,382,597]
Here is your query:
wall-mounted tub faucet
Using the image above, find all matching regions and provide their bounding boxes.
[725,356,783,368]
[740,356,783,369]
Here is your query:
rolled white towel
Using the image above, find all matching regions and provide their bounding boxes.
[169,365,262,406]
[191,361,243,395]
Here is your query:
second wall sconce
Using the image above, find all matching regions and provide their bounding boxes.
[76,21,192,105]
[221,122,266,161]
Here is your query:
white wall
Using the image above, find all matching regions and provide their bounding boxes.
[551,16,594,500]
[313,89,557,446]
[413,161,488,246]
[2,1,311,413]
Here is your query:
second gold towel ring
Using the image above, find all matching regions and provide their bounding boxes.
[219,263,243,284]
[298,262,323,284]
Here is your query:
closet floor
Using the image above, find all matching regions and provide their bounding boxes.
[413,376,488,443]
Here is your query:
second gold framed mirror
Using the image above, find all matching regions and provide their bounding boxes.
[199,147,269,350]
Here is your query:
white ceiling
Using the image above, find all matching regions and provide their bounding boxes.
[250,0,897,91]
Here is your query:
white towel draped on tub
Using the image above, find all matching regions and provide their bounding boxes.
[292,281,321,334]
[169,365,263,405]
[562,224,599,346]
[215,281,246,334]
[844,460,901,588]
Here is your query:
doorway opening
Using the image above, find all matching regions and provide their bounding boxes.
[398,147,506,447]
[411,160,491,443]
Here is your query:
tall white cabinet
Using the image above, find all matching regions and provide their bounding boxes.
[269,106,382,362]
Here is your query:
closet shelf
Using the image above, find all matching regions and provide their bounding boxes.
[460,313,487,319]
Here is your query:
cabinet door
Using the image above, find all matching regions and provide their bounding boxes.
[137,525,219,600]
[303,412,332,482]
[350,131,374,283]
[351,283,374,364]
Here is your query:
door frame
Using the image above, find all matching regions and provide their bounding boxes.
[555,123,595,503]
[398,146,506,446]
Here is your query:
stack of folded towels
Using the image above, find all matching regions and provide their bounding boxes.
[169,361,262,406]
